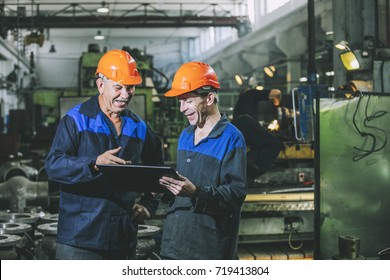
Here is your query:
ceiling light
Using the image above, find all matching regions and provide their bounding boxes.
[49,44,56,53]
[335,40,350,51]
[94,30,105,40]
[325,71,335,76]
[325,31,334,41]
[234,74,243,86]
[97,2,109,13]
[264,65,276,77]
[299,77,308,83]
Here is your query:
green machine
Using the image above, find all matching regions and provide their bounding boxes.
[319,95,390,259]
[78,51,104,97]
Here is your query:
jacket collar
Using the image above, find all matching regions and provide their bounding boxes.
[186,114,229,139]
[79,94,140,123]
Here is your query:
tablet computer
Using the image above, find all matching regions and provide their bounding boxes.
[97,164,178,194]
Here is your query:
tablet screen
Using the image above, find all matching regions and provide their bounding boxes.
[97,164,178,194]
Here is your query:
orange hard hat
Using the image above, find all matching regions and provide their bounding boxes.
[165,62,220,97]
[95,49,142,85]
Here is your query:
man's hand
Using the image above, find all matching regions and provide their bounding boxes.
[131,204,151,223]
[94,147,131,170]
[159,173,196,198]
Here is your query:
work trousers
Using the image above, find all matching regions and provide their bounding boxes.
[55,243,136,260]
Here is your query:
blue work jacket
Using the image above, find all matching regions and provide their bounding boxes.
[45,94,163,251]
[160,115,247,259]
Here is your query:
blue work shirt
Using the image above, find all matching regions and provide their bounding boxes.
[45,94,163,251]
[160,115,247,259]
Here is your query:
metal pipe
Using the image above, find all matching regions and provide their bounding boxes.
[387,0,390,47]
[307,0,317,84]
[0,176,48,212]
[307,0,320,260]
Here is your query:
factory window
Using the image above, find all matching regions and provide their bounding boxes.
[216,27,233,42]
[248,0,256,22]
[189,37,200,58]
[188,26,234,59]
[200,28,214,52]
[249,0,291,19]
[265,0,290,13]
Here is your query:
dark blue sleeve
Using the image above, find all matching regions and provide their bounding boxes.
[44,115,98,184]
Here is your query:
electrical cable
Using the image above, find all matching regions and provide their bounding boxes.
[288,229,303,250]
[380,58,390,92]
[352,92,388,162]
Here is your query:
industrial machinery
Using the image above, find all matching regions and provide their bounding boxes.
[237,146,315,260]
[0,209,161,260]
[319,93,390,259]
[210,90,316,260]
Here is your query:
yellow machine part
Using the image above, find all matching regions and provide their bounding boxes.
[278,143,314,159]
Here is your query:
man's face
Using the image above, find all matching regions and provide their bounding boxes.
[97,77,135,114]
[178,92,208,126]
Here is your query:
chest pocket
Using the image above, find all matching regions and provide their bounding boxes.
[195,155,220,187]
[79,131,110,157]
[120,138,143,164]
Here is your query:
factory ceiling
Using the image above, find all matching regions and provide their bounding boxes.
[1,1,252,88]
[1,1,246,32]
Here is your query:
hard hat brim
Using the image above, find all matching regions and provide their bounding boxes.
[119,76,142,86]
[96,71,142,86]
[164,84,220,97]
[164,88,191,97]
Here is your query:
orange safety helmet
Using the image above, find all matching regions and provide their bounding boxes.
[165,62,220,97]
[95,49,142,85]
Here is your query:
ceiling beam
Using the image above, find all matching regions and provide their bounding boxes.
[1,15,239,29]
